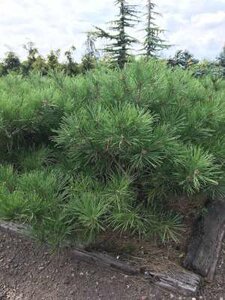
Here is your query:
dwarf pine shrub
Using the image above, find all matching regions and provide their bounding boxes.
[1,59,225,246]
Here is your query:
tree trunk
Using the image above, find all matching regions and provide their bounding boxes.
[184,199,225,281]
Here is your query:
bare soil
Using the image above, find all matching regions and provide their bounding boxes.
[0,227,225,300]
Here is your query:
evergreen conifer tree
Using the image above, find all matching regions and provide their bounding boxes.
[143,0,169,57]
[217,45,225,67]
[81,33,99,72]
[21,42,39,75]
[94,0,139,69]
[2,51,21,74]
[168,50,198,69]
[46,49,61,71]
[63,46,79,76]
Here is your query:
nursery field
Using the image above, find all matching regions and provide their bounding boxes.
[1,59,225,249]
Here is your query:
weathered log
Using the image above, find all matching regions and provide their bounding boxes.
[143,268,201,296]
[184,199,225,281]
[0,220,202,296]
[0,220,30,235]
[71,248,202,296]
[71,249,139,275]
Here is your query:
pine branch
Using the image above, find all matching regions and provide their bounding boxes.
[93,27,114,40]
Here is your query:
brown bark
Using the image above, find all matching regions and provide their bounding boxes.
[184,199,225,281]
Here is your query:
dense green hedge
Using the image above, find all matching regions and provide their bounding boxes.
[1,59,225,247]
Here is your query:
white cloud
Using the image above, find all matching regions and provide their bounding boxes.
[191,11,225,29]
[156,0,225,59]
[0,0,224,61]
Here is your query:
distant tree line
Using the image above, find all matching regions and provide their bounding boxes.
[0,37,98,77]
[0,0,225,76]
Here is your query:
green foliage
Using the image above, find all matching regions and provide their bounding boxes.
[103,174,135,210]
[66,192,108,243]
[46,50,61,71]
[54,60,224,199]
[16,170,58,200]
[17,146,54,171]
[63,46,80,76]
[0,185,26,220]
[168,50,199,69]
[0,165,17,191]
[31,213,74,248]
[174,146,221,195]
[1,59,225,247]
[146,211,183,243]
[0,72,67,160]
[0,42,81,77]
[54,103,160,176]
[0,52,21,76]
[109,208,145,236]
[0,168,59,223]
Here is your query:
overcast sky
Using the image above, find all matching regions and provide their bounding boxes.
[0,0,224,61]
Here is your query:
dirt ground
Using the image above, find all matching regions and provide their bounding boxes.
[0,227,225,300]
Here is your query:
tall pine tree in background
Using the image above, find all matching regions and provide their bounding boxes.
[81,33,99,72]
[63,46,79,76]
[218,45,225,67]
[143,0,169,57]
[94,0,139,69]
